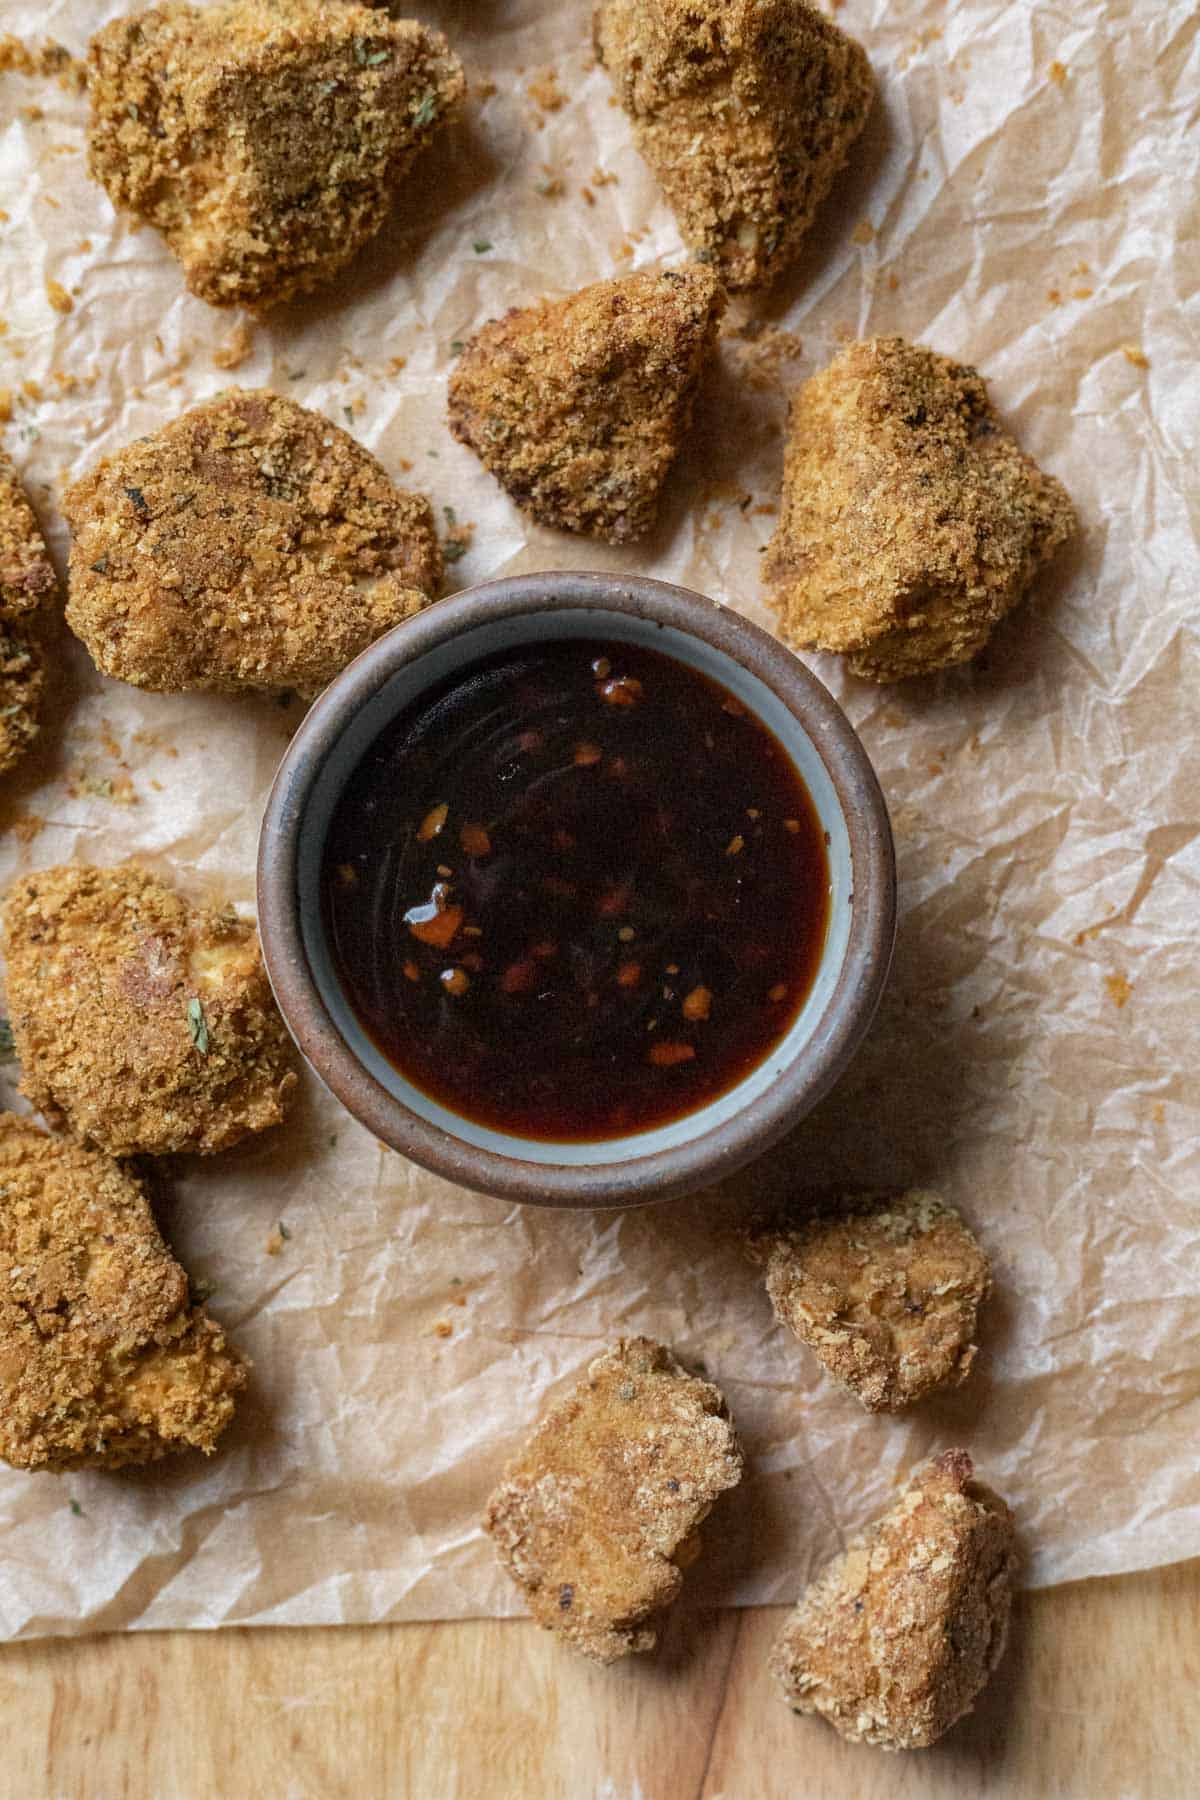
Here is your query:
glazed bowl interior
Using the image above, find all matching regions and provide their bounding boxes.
[258,575,895,1207]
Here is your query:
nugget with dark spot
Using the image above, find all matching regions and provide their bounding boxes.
[745,1189,990,1411]
[3,863,299,1157]
[87,0,465,311]
[764,338,1078,681]
[484,1336,743,1662]
[64,391,441,694]
[0,1114,247,1472]
[448,266,725,542]
[594,0,873,291]
[770,1451,1018,1749]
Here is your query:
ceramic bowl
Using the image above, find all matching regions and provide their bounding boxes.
[256,573,895,1208]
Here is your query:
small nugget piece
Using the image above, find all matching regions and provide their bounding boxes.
[764,337,1078,681]
[0,1114,247,1471]
[3,863,299,1157]
[64,391,441,694]
[449,267,725,543]
[484,1336,743,1663]
[594,0,873,292]
[770,1450,1018,1749]
[746,1190,990,1412]
[87,0,465,311]
[0,449,59,774]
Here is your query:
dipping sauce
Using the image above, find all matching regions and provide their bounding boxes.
[321,639,830,1141]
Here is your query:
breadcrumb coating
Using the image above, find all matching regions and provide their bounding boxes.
[770,1450,1018,1750]
[0,1114,247,1472]
[448,266,725,542]
[87,0,465,311]
[2,863,299,1158]
[764,337,1078,681]
[745,1189,991,1412]
[594,0,873,292]
[484,1336,743,1663]
[64,391,441,695]
[0,450,58,775]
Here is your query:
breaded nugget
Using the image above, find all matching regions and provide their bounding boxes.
[87,0,465,311]
[745,1189,990,1412]
[484,1336,743,1663]
[0,450,59,775]
[764,337,1078,681]
[594,0,873,292]
[770,1450,1017,1749]
[2,863,299,1158]
[448,266,725,542]
[64,391,441,695]
[0,1114,247,1472]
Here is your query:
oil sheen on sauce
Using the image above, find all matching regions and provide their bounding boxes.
[321,639,831,1141]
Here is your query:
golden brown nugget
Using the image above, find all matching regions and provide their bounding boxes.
[764,337,1078,681]
[64,391,441,695]
[594,0,873,292]
[3,863,299,1158]
[484,1337,743,1663]
[0,449,59,775]
[745,1190,990,1412]
[448,266,725,543]
[87,0,465,311]
[770,1450,1018,1749]
[0,1114,247,1472]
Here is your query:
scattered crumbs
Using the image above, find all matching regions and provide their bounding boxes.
[69,1498,84,1517]
[1047,288,1062,306]
[432,1319,454,1338]
[591,166,618,188]
[45,279,73,315]
[0,36,86,88]
[536,174,565,200]
[473,238,493,255]
[386,356,408,375]
[191,1277,216,1303]
[1072,286,1094,300]
[278,1220,291,1240]
[1049,59,1067,86]
[213,318,254,370]
[329,1133,338,1148]
[0,391,11,424]
[443,520,475,564]
[886,270,900,291]
[581,186,596,207]
[21,380,42,402]
[265,1226,286,1256]
[1152,1100,1166,1124]
[1122,344,1150,369]
[852,219,876,245]
[474,77,498,101]
[1105,972,1132,1010]
[526,66,565,122]
[731,323,804,391]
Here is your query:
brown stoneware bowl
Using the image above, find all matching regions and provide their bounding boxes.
[256,573,895,1208]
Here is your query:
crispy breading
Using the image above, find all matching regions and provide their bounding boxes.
[0,1114,247,1472]
[745,1189,990,1412]
[63,391,441,695]
[2,863,299,1158]
[770,1450,1018,1750]
[594,0,873,292]
[87,0,465,311]
[448,266,725,542]
[764,337,1078,681]
[484,1336,743,1663]
[0,449,59,776]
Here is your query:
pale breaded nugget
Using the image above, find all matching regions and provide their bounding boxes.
[0,449,59,775]
[64,391,441,695]
[448,266,725,542]
[3,863,299,1158]
[764,337,1078,681]
[770,1450,1017,1749]
[0,1114,247,1471]
[87,0,465,311]
[484,1336,743,1663]
[746,1190,990,1412]
[594,0,873,292]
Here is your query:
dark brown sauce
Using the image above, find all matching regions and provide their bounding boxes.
[321,639,830,1141]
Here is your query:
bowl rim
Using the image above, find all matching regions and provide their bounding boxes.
[256,572,895,1208]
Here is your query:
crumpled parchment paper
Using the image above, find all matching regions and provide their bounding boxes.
[0,0,1196,1640]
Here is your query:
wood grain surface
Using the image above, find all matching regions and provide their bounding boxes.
[1,1562,1196,1798]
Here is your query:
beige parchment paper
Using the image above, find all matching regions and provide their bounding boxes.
[0,0,1197,1639]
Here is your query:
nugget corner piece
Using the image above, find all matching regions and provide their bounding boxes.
[448,265,725,543]
[594,0,873,292]
[87,0,465,311]
[0,1115,247,1472]
[0,450,59,775]
[770,1450,1017,1749]
[484,1336,743,1663]
[763,337,1079,682]
[746,1189,990,1412]
[64,390,441,695]
[2,863,299,1158]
